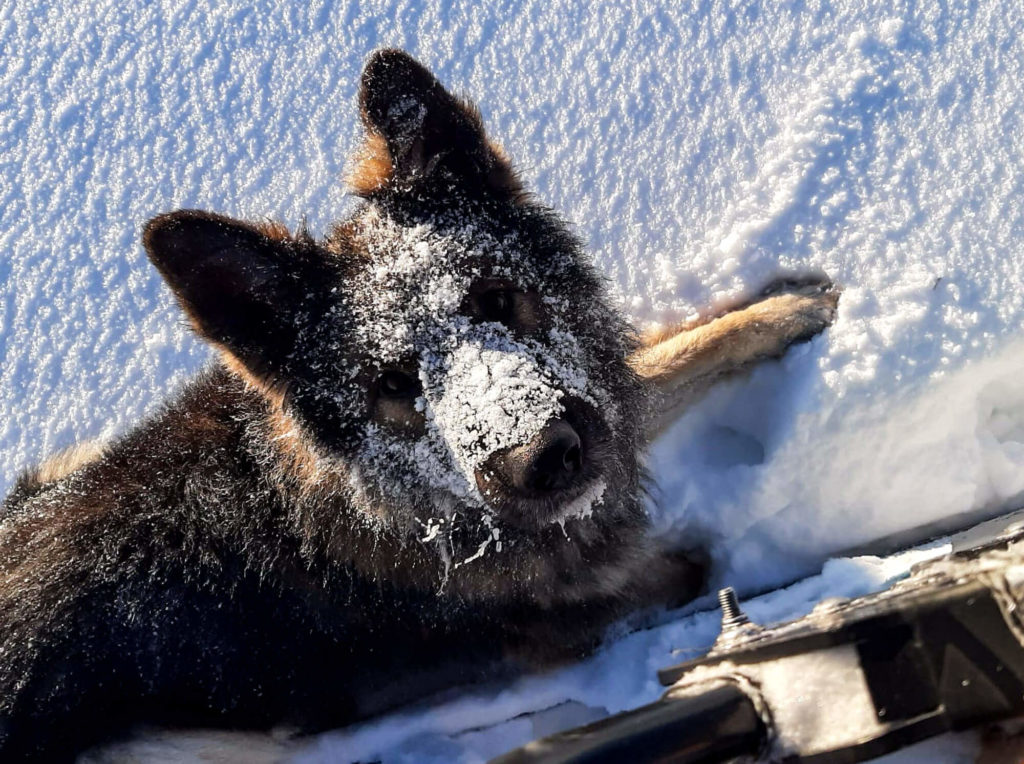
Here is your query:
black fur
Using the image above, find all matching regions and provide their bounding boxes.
[0,50,701,761]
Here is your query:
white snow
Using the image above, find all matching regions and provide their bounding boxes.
[3,0,1024,761]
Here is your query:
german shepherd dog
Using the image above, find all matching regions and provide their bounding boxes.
[0,50,837,761]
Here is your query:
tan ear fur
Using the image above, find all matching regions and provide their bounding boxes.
[346,95,527,202]
[34,440,107,485]
[345,131,395,196]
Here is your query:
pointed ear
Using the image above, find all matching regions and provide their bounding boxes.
[349,48,525,199]
[143,210,331,380]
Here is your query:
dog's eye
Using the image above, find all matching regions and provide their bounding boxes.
[377,370,421,399]
[479,289,515,325]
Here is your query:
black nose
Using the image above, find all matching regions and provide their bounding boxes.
[474,418,587,508]
[526,419,582,492]
[474,415,593,525]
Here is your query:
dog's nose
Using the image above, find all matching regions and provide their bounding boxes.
[477,418,585,500]
[525,419,582,492]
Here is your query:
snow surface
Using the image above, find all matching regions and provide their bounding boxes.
[3,0,1024,761]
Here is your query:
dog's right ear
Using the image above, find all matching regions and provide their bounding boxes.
[349,49,524,200]
[143,210,330,381]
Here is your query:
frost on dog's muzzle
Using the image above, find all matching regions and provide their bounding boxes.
[425,339,567,492]
[421,333,608,528]
[347,205,616,535]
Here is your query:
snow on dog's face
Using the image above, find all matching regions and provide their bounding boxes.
[143,50,648,574]
[340,194,633,532]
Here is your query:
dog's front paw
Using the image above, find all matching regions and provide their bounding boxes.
[759,273,834,298]
[751,275,840,347]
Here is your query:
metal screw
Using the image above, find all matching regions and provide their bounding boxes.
[718,587,749,628]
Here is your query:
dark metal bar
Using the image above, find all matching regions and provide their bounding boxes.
[489,683,765,764]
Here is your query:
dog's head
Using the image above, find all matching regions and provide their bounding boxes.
[143,51,650,592]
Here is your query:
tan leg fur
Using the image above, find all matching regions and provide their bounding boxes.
[629,278,839,439]
[34,439,107,484]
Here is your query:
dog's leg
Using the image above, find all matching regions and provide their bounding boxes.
[630,277,839,439]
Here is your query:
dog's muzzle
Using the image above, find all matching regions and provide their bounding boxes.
[474,399,604,527]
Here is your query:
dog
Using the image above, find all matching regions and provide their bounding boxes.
[0,49,837,761]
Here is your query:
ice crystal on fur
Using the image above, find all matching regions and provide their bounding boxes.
[553,478,607,526]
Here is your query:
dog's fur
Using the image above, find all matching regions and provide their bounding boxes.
[0,50,837,761]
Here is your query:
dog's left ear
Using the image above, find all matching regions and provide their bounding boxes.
[143,210,332,382]
[350,49,524,200]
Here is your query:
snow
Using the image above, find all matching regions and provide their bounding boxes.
[3,0,1024,761]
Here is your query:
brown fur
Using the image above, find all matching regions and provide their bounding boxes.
[345,130,394,196]
[33,439,107,485]
[349,92,527,201]
[252,220,293,243]
[486,139,530,203]
[215,348,288,409]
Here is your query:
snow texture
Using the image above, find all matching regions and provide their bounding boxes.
[2,0,1023,761]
